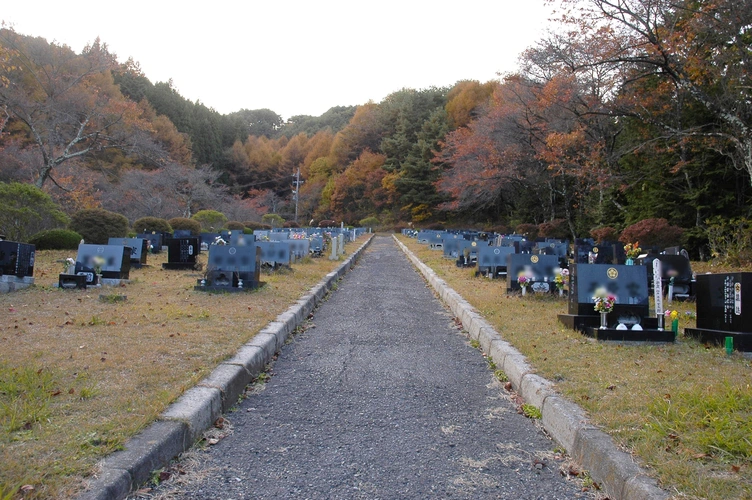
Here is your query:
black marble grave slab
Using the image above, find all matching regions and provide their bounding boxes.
[257,241,292,267]
[0,241,35,278]
[59,273,87,289]
[566,263,649,316]
[506,254,560,292]
[75,244,131,284]
[583,326,676,342]
[137,233,163,253]
[162,237,199,270]
[477,245,516,277]
[684,273,752,351]
[197,244,263,291]
[109,237,148,266]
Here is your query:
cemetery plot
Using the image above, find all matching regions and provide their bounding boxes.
[476,245,516,278]
[197,244,263,291]
[685,273,752,351]
[162,237,200,270]
[557,263,673,341]
[257,241,292,268]
[75,243,131,285]
[506,254,560,293]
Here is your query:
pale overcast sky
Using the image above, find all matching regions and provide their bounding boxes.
[3,1,557,120]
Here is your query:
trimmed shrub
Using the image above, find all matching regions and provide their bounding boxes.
[226,221,246,231]
[590,226,619,244]
[168,217,202,235]
[28,229,83,250]
[359,217,379,230]
[261,214,285,228]
[537,219,569,240]
[514,223,539,240]
[192,210,228,231]
[133,216,173,234]
[69,208,129,244]
[318,219,337,228]
[243,221,271,231]
[283,221,301,228]
[619,218,684,248]
[0,182,69,242]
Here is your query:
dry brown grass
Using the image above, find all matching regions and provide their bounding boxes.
[398,235,752,500]
[0,241,362,499]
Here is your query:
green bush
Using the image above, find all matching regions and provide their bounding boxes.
[226,221,245,231]
[28,229,83,250]
[133,216,173,234]
[192,210,228,231]
[261,214,285,228]
[0,182,69,242]
[359,216,379,229]
[244,221,271,231]
[167,217,201,235]
[69,208,129,244]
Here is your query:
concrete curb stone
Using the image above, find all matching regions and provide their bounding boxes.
[392,235,668,500]
[77,235,374,499]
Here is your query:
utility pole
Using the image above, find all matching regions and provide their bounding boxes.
[292,167,303,223]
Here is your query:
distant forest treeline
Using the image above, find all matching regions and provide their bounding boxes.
[1,0,751,259]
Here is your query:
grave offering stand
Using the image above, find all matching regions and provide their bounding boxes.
[685,273,752,351]
[557,264,674,342]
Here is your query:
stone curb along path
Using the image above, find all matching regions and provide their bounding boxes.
[393,236,669,500]
[77,235,374,500]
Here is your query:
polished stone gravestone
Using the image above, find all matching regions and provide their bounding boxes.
[685,273,752,351]
[228,232,255,246]
[162,237,200,270]
[441,235,466,259]
[309,236,324,256]
[574,242,622,264]
[109,237,148,267]
[257,241,292,267]
[172,230,193,238]
[288,239,310,259]
[454,240,483,267]
[506,254,560,292]
[0,241,35,278]
[477,245,516,278]
[557,263,672,341]
[197,244,263,291]
[640,254,694,300]
[75,244,131,285]
[136,233,163,253]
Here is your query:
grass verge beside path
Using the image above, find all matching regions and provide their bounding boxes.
[0,239,363,499]
[397,235,752,500]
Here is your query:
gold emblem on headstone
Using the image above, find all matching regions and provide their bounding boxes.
[593,247,599,253]
[607,267,618,279]
[471,241,477,247]
[531,255,539,263]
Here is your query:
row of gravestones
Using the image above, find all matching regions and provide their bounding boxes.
[61,228,363,293]
[403,229,749,351]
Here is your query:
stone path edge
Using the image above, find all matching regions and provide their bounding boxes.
[392,235,669,500]
[76,235,375,500]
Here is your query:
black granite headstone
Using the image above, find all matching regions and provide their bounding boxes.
[109,237,148,266]
[567,263,649,317]
[75,244,131,283]
[477,245,516,277]
[204,243,261,287]
[0,241,35,278]
[257,241,292,267]
[162,237,199,270]
[506,254,560,292]
[137,233,163,253]
[685,273,752,351]
[172,230,193,238]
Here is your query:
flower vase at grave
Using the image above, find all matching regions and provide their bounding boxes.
[600,312,608,329]
[96,274,103,286]
[625,258,634,266]
[521,287,527,296]
[672,319,679,335]
[68,264,75,274]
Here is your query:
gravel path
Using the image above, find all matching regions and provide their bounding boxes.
[144,236,593,499]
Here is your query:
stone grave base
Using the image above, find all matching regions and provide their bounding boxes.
[584,326,676,342]
[0,275,34,293]
[684,327,752,352]
[59,273,87,289]
[559,314,659,331]
[162,262,198,270]
[194,281,265,293]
